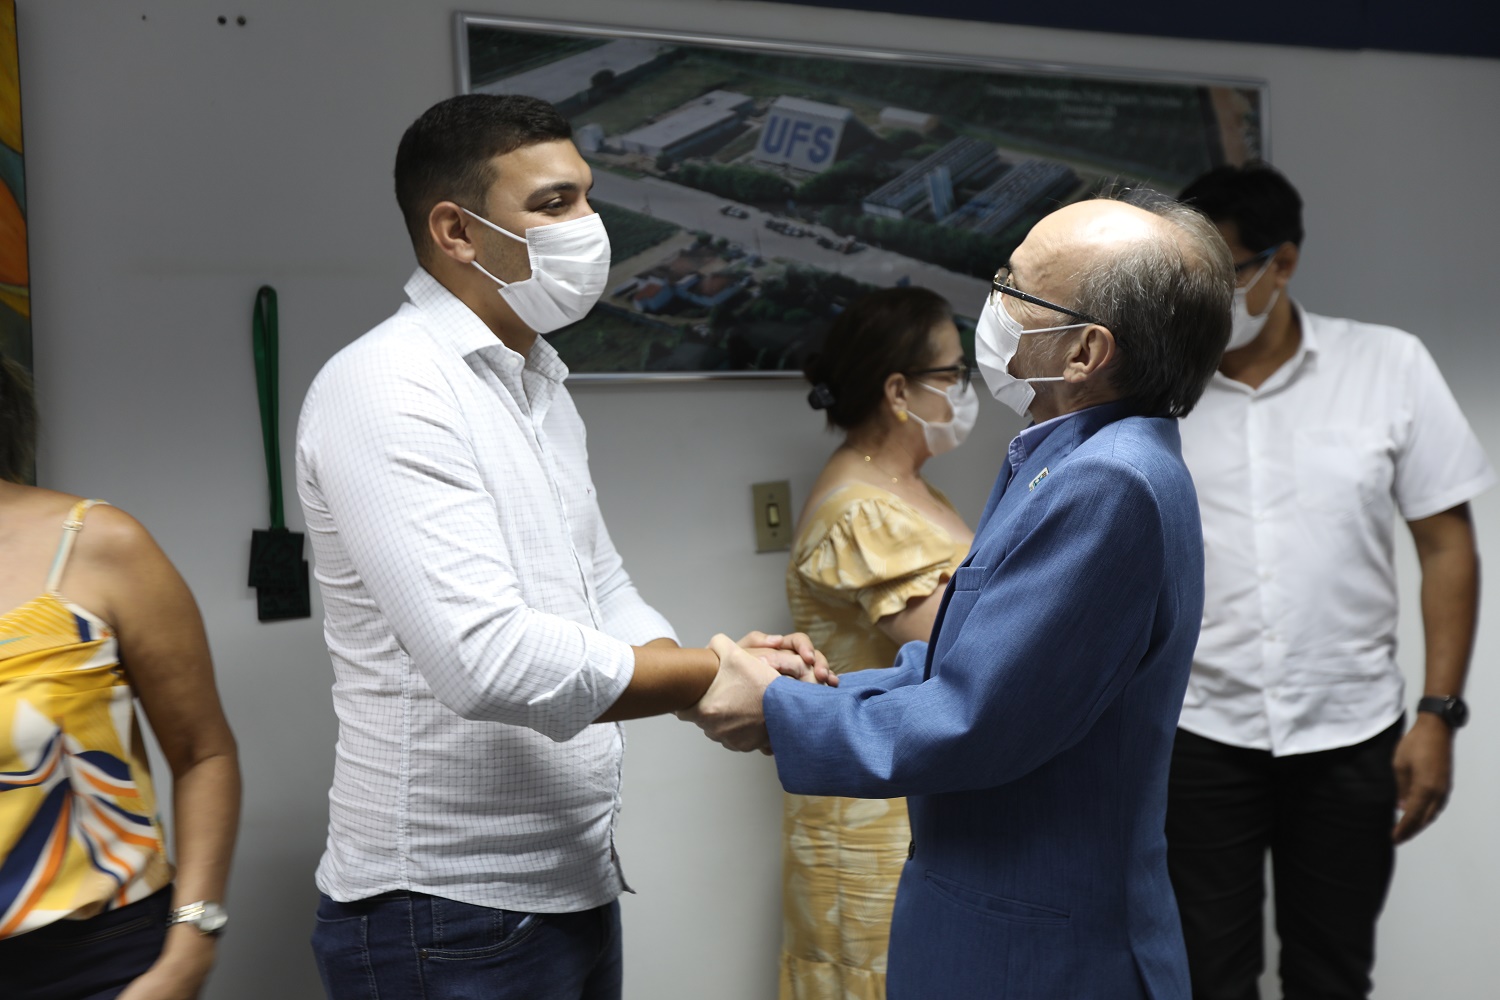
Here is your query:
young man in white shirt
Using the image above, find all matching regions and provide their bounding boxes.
[296,94,824,1000]
[1170,162,1493,999]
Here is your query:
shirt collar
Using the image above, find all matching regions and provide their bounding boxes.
[402,267,571,386]
[1293,299,1319,357]
[1211,298,1319,396]
[1273,299,1319,379]
[1007,399,1132,470]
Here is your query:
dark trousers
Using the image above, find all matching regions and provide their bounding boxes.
[1166,720,1402,1000]
[0,887,170,1000]
[312,891,622,1000]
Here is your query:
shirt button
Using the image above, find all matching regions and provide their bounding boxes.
[1259,570,1273,582]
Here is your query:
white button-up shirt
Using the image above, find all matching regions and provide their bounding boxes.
[1178,304,1494,756]
[295,269,676,912]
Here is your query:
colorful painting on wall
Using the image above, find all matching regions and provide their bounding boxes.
[456,14,1266,380]
[0,0,29,379]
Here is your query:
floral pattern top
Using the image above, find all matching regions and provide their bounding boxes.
[0,500,171,938]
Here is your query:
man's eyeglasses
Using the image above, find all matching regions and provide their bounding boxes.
[991,266,1100,324]
[906,362,972,394]
[1233,246,1279,285]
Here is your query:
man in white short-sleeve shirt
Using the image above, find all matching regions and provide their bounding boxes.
[296,94,824,1000]
[1168,162,1494,1000]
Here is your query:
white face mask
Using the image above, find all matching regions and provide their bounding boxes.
[461,209,611,334]
[974,294,1087,418]
[908,380,979,456]
[1227,256,1280,351]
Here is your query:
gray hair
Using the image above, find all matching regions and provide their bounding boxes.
[1071,188,1234,418]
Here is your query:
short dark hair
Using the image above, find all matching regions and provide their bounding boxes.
[804,286,952,431]
[394,94,573,259]
[0,352,37,484]
[1071,190,1234,419]
[1177,161,1304,253]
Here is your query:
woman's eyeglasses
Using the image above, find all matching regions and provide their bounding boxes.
[906,362,973,394]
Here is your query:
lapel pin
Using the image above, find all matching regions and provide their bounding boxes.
[1028,467,1050,492]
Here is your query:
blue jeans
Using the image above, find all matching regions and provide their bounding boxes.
[311,891,622,1000]
[0,887,170,1000]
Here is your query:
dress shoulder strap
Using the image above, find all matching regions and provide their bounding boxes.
[45,499,111,595]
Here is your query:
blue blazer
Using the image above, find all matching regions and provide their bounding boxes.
[765,403,1202,999]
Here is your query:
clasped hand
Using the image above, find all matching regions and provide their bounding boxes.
[677,632,836,753]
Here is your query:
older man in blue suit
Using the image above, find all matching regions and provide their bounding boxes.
[688,195,1234,998]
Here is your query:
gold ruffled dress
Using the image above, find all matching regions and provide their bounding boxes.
[780,482,965,1000]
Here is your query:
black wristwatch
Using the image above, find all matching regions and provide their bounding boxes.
[1417,695,1469,730]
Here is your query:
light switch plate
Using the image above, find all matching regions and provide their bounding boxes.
[751,480,792,553]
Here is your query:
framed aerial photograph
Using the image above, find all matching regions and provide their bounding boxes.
[456,14,1267,380]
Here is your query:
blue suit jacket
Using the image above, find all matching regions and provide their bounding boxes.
[765,403,1202,999]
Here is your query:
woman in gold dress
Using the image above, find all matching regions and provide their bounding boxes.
[781,287,977,1000]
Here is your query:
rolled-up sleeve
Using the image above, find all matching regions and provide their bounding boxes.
[592,517,678,647]
[299,345,635,743]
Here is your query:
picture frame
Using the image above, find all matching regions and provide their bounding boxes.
[1,0,31,405]
[455,13,1267,381]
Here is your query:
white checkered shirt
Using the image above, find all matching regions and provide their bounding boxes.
[296,268,676,912]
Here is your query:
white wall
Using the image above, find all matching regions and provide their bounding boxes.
[16,1,1500,997]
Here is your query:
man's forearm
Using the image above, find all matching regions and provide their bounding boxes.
[1394,507,1477,842]
[1412,509,1480,697]
[594,643,717,722]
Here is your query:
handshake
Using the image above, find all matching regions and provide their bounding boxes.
[678,631,838,754]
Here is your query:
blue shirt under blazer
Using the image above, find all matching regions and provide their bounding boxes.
[765,402,1202,999]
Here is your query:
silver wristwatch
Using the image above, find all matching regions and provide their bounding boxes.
[166,900,229,936]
